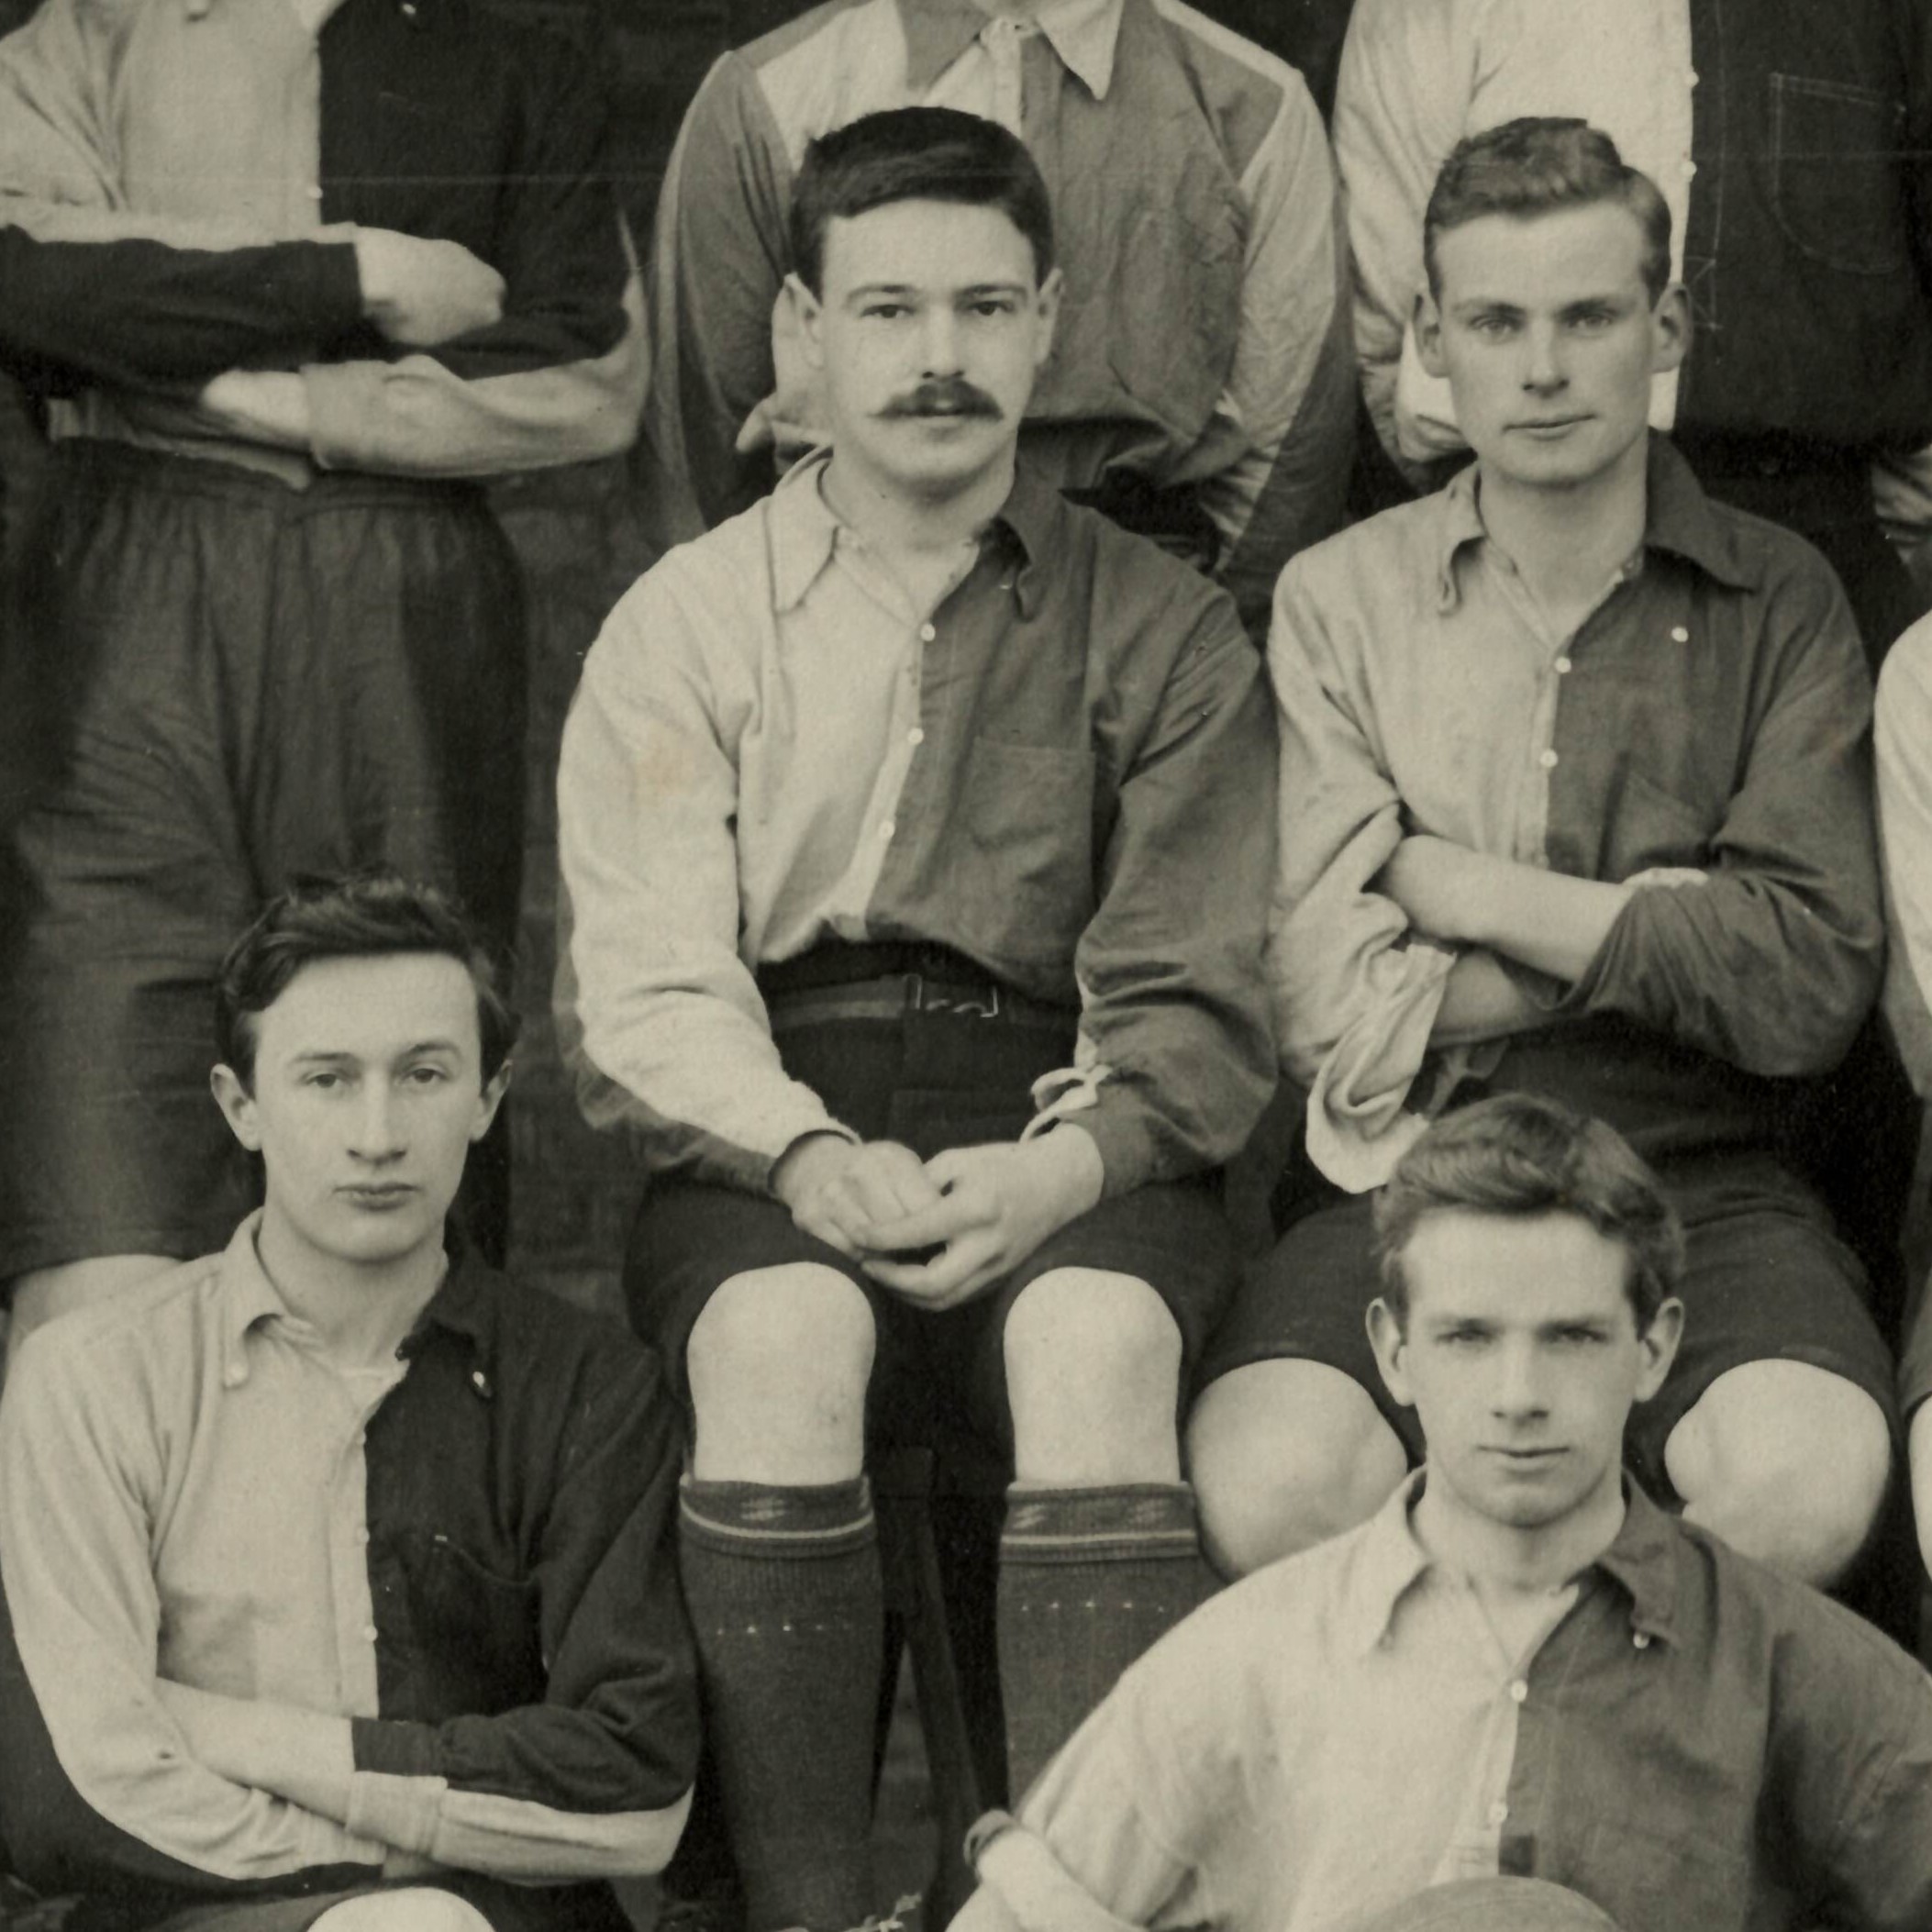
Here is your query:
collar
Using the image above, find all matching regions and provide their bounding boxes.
[1432,432,1761,614]
[900,0,1125,98]
[769,448,1056,617]
[1343,1468,1682,1656]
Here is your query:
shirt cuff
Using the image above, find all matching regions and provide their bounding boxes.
[969,1814,1144,1932]
[302,360,385,471]
[345,1769,448,1860]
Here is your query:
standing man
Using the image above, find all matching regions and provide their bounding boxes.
[0,0,646,1340]
[1191,121,1895,1591]
[1336,0,1932,661]
[950,1097,1932,1932]
[0,873,698,1932]
[639,0,1355,635]
[559,107,1276,1932]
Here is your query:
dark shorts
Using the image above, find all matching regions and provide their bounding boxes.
[0,440,527,1279]
[74,1873,628,1932]
[626,992,1238,1459]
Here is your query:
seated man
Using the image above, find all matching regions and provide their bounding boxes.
[951,1097,1932,1932]
[1190,119,1895,1590]
[0,874,699,1932]
[638,0,1355,634]
[558,107,1276,1932]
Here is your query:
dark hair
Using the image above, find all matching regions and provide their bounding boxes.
[788,105,1055,296]
[1424,117,1672,305]
[1371,1094,1682,1329]
[216,872,517,1089]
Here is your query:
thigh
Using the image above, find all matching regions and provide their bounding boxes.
[134,1877,627,1932]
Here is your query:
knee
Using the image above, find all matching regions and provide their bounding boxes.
[1005,1268,1183,1412]
[1669,1361,1892,1587]
[312,1889,494,1932]
[1187,1361,1407,1579]
[686,1263,876,1420]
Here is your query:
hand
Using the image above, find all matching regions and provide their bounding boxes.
[1373,833,1484,942]
[1626,866,1710,891]
[859,1129,1105,1311]
[353,228,505,346]
[772,1133,945,1258]
[193,370,311,448]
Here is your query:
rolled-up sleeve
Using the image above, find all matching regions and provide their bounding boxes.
[1568,559,1883,1076]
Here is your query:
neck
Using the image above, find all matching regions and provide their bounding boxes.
[820,447,1016,557]
[253,1212,446,1370]
[1476,435,1649,607]
[1412,1462,1627,1598]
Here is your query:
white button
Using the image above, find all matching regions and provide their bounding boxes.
[1682,160,1697,180]
[1488,1802,1509,1827]
[1686,68,1699,87]
[907,727,925,747]
[223,1364,245,1388]
[880,820,895,841]
[1509,1680,1528,1704]
[362,1623,379,1643]
[1633,1630,1652,1650]
[306,183,324,201]
[359,1528,372,1545]
[1670,625,1690,643]
[358,1432,367,1448]
[1538,749,1559,770]
[1554,656,1572,675]
[918,623,937,643]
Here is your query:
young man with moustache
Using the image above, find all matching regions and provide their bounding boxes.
[0,874,698,1932]
[952,1096,1932,1932]
[1188,119,1896,1594]
[557,105,1275,1932]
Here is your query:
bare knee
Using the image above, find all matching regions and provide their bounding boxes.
[1187,1360,1406,1578]
[686,1263,875,1483]
[312,1889,494,1932]
[1005,1268,1183,1485]
[1668,1360,1892,1587]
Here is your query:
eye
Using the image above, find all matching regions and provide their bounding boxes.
[1468,314,1515,338]
[1570,309,1616,332]
[304,1071,344,1091]
[861,302,910,321]
[403,1064,450,1087]
[967,297,1017,318]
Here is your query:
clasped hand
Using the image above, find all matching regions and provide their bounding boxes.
[772,1129,1105,1312]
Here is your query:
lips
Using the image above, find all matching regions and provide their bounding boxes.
[339,1183,416,1210]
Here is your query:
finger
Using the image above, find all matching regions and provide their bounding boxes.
[864,1227,1003,1304]
[872,1144,949,1216]
[792,1194,864,1259]
[864,1189,991,1254]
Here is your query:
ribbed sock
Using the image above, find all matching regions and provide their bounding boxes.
[678,1476,883,1932]
[995,1482,1218,1796]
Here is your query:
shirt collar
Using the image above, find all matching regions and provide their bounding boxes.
[1343,1467,1682,1655]
[769,448,1056,616]
[1432,432,1762,613]
[900,0,1125,98]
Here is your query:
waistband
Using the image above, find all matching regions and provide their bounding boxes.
[51,436,488,511]
[757,940,1076,1033]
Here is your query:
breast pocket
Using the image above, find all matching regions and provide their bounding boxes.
[958,740,1097,965]
[1768,72,1910,275]
[1600,767,1715,882]
[402,1533,546,1714]
[1580,1821,1752,1932]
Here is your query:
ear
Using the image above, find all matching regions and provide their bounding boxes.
[1415,289,1449,381]
[1032,264,1064,369]
[1367,1297,1415,1408]
[210,1064,261,1153]
[472,1059,511,1145]
[1632,1296,1684,1405]
[783,271,827,373]
[1649,282,1691,377]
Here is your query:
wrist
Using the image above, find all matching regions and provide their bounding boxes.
[772,1130,852,1207]
[1029,1123,1105,1224]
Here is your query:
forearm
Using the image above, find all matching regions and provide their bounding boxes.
[162,1684,354,1826]
[1429,948,1554,1045]
[1431,849,1630,983]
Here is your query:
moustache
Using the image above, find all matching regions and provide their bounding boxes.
[878,379,1003,421]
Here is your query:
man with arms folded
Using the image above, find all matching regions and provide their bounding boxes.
[953,1096,1932,1932]
[1189,120,1895,1594]
[557,106,1276,1932]
[0,0,645,1342]
[0,874,698,1932]
[638,0,1356,636]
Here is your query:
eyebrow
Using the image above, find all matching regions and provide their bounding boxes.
[288,1039,463,1065]
[845,280,1031,300]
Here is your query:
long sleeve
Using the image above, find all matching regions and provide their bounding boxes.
[1567,558,1883,1077]
[0,1328,380,1897]
[344,1350,696,1882]
[636,51,794,546]
[1198,71,1356,636]
[554,555,858,1192]
[1876,619,1932,1095]
[1266,554,1479,1191]
[1068,593,1279,1194]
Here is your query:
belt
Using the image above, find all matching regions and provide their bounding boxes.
[763,971,1074,1036]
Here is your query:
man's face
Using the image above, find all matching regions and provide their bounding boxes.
[212,953,506,1273]
[1370,1209,1682,1534]
[794,196,1060,500]
[1416,202,1687,494]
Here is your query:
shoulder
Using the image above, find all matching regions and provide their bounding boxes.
[1057,497,1252,669]
[1143,0,1316,178]
[1276,488,1446,619]
[592,501,779,669]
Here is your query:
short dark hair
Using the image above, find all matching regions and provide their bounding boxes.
[788,105,1055,297]
[1371,1094,1682,1329]
[1424,117,1672,305]
[216,872,516,1090]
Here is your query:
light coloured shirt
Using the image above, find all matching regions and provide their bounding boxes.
[1270,437,1881,1190]
[956,1471,1932,1932]
[0,1216,696,1900]
[556,448,1277,1197]
[0,0,646,486]
[1877,616,1932,1103]
[640,0,1354,633]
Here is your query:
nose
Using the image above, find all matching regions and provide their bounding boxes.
[1491,1338,1548,1420]
[1521,318,1565,394]
[919,304,962,378]
[350,1081,405,1162]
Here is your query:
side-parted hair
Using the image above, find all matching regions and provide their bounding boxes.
[1371,1094,1683,1329]
[1424,117,1672,305]
[788,105,1056,297]
[216,872,517,1090]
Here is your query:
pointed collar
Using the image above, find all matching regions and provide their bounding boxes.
[900,0,1125,98]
